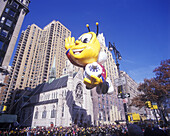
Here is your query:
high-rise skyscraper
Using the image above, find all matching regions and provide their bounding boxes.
[3,20,71,105]
[0,0,30,67]
[0,0,30,110]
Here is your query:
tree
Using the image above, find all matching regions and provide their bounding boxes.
[130,59,170,124]
[130,94,147,109]
[154,59,170,94]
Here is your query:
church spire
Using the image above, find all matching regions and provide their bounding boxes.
[48,56,56,83]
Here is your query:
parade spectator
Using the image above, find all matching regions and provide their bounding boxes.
[0,123,169,136]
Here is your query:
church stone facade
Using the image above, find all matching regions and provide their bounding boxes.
[30,70,94,127]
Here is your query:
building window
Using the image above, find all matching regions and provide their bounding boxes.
[34,107,38,119]
[98,97,100,101]
[0,41,3,50]
[51,105,56,118]
[106,100,108,104]
[104,116,106,121]
[0,17,5,23]
[62,104,64,117]
[9,10,15,17]
[108,115,110,121]
[25,0,29,6]
[5,19,12,27]
[56,92,57,98]
[5,8,9,13]
[12,2,19,9]
[102,98,105,103]
[42,110,46,118]
[99,111,102,120]
[42,106,47,118]
[0,29,8,37]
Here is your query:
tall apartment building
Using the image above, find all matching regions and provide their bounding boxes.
[120,71,145,115]
[0,0,30,108]
[3,20,71,105]
[0,0,30,67]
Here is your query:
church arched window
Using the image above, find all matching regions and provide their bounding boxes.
[62,104,64,117]
[34,107,38,119]
[51,105,56,118]
[42,106,47,118]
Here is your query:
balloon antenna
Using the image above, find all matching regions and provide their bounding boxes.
[96,22,99,36]
[86,24,90,32]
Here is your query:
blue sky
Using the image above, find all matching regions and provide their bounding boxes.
[10,0,170,83]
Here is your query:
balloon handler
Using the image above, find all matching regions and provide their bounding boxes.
[65,23,113,94]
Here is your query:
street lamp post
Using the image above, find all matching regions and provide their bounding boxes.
[108,42,129,125]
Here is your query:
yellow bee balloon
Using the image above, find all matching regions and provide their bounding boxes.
[65,23,109,94]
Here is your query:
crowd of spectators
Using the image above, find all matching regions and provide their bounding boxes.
[0,123,169,136]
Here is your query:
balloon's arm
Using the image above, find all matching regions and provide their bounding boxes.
[84,75,103,86]
[83,62,107,88]
[65,37,75,50]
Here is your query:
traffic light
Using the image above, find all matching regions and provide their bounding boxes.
[118,85,122,94]
[145,101,148,107]
[145,101,152,108]
[148,101,152,108]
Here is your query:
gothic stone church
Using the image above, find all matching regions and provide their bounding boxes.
[20,70,94,127]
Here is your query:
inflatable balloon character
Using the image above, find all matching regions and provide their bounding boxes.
[65,22,112,94]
